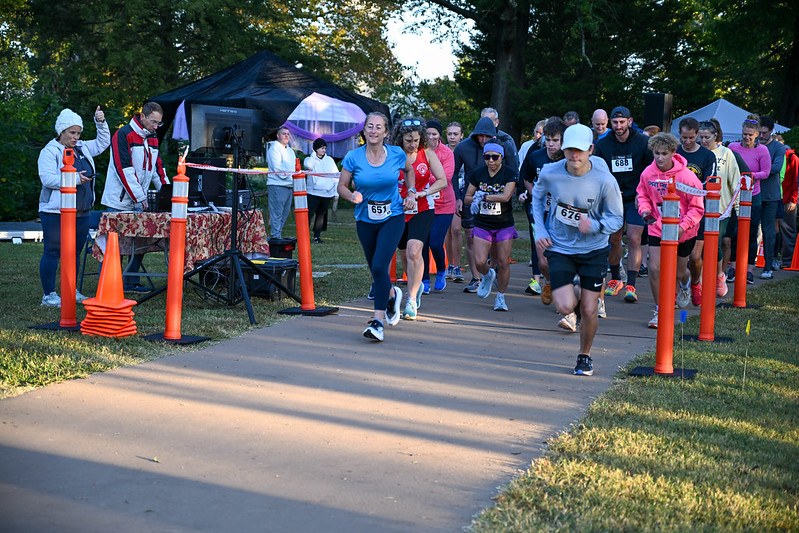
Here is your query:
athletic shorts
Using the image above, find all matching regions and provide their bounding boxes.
[647,235,697,257]
[471,226,518,243]
[624,201,645,227]
[398,209,435,249]
[696,218,705,240]
[460,208,475,229]
[545,246,610,292]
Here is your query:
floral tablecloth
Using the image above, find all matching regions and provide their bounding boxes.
[92,210,270,272]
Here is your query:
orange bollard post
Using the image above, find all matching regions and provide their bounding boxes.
[655,178,680,374]
[60,149,78,328]
[699,177,721,341]
[144,159,209,344]
[733,174,753,307]
[279,159,337,316]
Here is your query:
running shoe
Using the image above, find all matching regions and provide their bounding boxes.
[760,269,773,279]
[676,286,691,308]
[541,283,552,305]
[386,286,402,326]
[422,278,431,295]
[464,278,479,293]
[525,278,542,295]
[716,273,728,297]
[648,309,658,329]
[434,271,447,291]
[691,283,702,306]
[597,298,607,318]
[726,266,735,283]
[638,264,649,277]
[747,271,754,285]
[558,312,577,332]
[402,299,418,320]
[363,319,384,341]
[41,291,61,307]
[573,354,594,376]
[416,288,422,309]
[445,265,454,280]
[772,259,781,271]
[605,279,623,296]
[313,236,322,243]
[367,283,375,300]
[493,293,508,311]
[623,285,638,303]
[477,268,496,298]
[453,267,464,282]
[75,291,89,303]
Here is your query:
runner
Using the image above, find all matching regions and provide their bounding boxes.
[338,112,416,341]
[393,118,447,320]
[636,133,705,328]
[532,124,623,376]
[464,139,517,311]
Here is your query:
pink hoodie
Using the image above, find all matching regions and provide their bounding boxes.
[636,153,705,241]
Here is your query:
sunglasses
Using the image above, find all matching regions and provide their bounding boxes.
[699,121,716,132]
[483,153,501,161]
[744,119,759,125]
[402,119,422,126]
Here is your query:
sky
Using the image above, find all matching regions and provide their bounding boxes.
[386,14,466,81]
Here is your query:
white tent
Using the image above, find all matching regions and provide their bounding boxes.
[671,98,789,144]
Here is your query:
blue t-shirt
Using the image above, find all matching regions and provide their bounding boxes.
[342,144,407,223]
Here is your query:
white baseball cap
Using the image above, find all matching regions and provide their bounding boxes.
[561,124,593,151]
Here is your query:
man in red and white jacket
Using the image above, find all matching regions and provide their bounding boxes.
[101,102,170,292]
[101,102,169,211]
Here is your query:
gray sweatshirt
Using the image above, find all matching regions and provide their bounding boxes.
[532,158,623,255]
[760,140,787,202]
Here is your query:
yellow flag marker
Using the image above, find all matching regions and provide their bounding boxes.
[746,320,751,335]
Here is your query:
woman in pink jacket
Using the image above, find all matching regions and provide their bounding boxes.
[636,133,705,328]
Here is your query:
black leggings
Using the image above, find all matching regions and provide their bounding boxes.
[357,215,405,311]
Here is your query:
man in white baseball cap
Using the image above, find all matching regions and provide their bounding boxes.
[532,124,624,376]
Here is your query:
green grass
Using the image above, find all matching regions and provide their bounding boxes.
[470,276,799,532]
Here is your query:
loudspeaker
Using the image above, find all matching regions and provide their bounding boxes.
[643,93,673,133]
[186,156,227,207]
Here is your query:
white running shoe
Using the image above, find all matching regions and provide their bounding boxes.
[386,286,402,326]
[493,293,508,311]
[676,286,691,309]
[597,298,607,318]
[558,312,577,332]
[477,268,496,299]
[76,291,89,303]
[363,319,384,341]
[648,309,658,329]
[41,291,61,307]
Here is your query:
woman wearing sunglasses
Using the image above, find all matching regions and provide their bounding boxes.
[338,112,416,341]
[464,140,517,311]
[392,118,447,320]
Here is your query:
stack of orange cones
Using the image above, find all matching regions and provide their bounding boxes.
[80,232,138,337]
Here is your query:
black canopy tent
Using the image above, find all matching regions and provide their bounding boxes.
[149,49,389,147]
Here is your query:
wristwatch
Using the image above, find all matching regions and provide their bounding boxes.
[407,187,417,194]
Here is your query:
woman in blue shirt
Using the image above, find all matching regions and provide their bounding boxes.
[338,112,416,341]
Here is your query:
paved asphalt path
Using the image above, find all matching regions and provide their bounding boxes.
[7,260,760,532]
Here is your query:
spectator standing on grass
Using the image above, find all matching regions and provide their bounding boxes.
[38,106,110,307]
[532,124,623,376]
[101,101,169,293]
[303,138,338,243]
[266,126,296,239]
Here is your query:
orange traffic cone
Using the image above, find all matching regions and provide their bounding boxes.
[80,232,138,337]
[784,239,799,271]
[755,240,765,268]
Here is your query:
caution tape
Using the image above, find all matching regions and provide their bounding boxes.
[182,161,340,178]
[655,174,753,220]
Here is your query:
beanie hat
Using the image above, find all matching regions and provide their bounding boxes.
[55,108,83,136]
[426,119,443,137]
[312,138,327,151]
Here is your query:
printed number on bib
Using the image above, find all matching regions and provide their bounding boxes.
[368,200,391,221]
[555,202,587,227]
[429,191,440,200]
[544,194,552,212]
[612,156,633,173]
[480,200,501,215]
